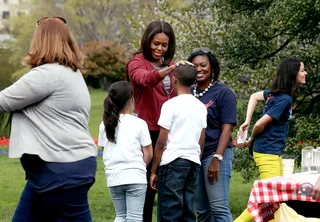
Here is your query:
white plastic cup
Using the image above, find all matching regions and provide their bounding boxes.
[282,159,295,177]
[237,130,248,144]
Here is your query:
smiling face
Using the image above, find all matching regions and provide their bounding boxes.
[150,33,169,63]
[191,55,212,84]
[296,62,307,85]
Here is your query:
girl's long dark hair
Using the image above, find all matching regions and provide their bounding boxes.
[103,81,133,143]
[271,57,301,100]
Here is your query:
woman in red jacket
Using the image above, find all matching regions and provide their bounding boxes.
[126,20,176,222]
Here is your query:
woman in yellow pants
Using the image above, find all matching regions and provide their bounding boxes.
[234,57,307,222]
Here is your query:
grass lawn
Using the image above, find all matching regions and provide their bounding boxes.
[0,89,253,221]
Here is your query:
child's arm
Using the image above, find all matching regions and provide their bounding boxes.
[150,127,169,190]
[198,128,206,159]
[142,144,153,165]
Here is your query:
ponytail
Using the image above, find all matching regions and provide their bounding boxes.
[102,81,133,143]
[103,96,120,143]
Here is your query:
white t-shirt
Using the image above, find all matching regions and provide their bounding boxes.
[102,114,151,187]
[158,94,207,166]
[98,121,106,147]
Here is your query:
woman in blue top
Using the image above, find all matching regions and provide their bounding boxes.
[235,57,307,222]
[188,48,237,222]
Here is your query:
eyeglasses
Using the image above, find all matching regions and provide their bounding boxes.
[299,182,314,196]
[36,17,67,26]
[192,47,211,54]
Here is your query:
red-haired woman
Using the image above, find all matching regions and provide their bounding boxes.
[0,17,97,221]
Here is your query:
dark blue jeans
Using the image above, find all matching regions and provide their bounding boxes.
[12,181,92,222]
[157,158,200,222]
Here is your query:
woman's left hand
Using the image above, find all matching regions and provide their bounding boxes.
[207,157,220,184]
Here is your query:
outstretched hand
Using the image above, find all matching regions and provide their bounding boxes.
[175,60,195,67]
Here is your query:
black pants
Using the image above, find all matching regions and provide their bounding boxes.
[143,130,159,222]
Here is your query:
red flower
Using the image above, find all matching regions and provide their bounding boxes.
[0,136,10,147]
[232,140,237,146]
[92,138,98,145]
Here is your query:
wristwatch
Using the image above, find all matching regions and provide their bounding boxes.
[213,153,223,161]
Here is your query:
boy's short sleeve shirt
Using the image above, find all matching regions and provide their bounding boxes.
[158,102,173,130]
[253,90,292,155]
[158,94,207,166]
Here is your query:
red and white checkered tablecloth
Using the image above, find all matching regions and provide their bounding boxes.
[247,174,320,222]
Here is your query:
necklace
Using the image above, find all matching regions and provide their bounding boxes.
[193,79,215,98]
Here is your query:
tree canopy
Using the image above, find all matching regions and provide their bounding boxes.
[1,0,319,105]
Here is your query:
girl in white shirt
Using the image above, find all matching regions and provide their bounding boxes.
[101,81,153,222]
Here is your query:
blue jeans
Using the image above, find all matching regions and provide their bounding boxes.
[12,181,92,222]
[195,148,233,222]
[157,158,200,222]
[109,184,147,222]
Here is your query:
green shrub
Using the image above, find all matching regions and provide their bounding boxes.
[81,41,130,89]
[283,114,320,166]
[233,146,259,184]
[0,113,11,138]
[293,114,320,142]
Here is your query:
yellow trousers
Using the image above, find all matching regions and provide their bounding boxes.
[234,152,283,222]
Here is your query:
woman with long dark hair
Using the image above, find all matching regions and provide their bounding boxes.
[126,20,176,221]
[235,57,307,222]
[101,81,153,222]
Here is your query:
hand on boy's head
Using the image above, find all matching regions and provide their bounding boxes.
[175,60,195,67]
